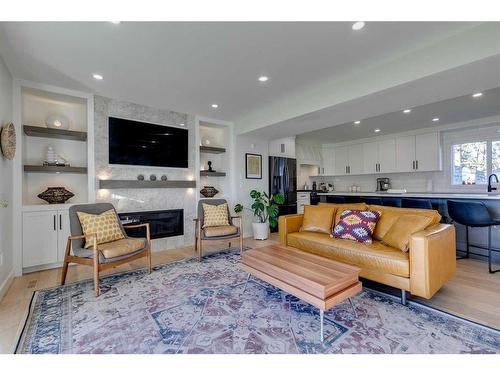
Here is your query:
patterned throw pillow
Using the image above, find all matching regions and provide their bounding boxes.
[332,209,381,244]
[202,203,230,228]
[77,209,125,249]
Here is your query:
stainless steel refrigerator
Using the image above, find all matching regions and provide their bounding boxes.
[269,156,297,231]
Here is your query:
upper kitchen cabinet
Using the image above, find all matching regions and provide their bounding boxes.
[363,139,396,174]
[335,144,363,175]
[396,132,441,172]
[269,136,296,158]
[318,145,335,175]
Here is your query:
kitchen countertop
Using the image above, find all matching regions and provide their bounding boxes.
[315,191,500,200]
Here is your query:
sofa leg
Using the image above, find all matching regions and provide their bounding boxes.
[401,289,407,305]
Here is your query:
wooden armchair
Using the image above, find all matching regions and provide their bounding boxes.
[194,199,243,261]
[61,203,152,296]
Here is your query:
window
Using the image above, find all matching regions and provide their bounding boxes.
[452,142,487,185]
[451,137,500,185]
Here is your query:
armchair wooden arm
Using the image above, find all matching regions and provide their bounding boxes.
[123,222,151,241]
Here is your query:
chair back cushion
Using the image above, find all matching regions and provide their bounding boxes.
[77,209,125,248]
[198,199,230,228]
[332,209,381,244]
[202,202,230,228]
[300,205,336,234]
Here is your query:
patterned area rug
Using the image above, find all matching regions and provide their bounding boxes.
[17,248,500,354]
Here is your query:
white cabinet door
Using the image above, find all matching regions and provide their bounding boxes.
[57,211,71,262]
[348,144,364,175]
[334,146,349,175]
[396,135,416,172]
[23,211,58,268]
[378,138,397,173]
[415,132,441,171]
[362,142,379,174]
[321,146,335,175]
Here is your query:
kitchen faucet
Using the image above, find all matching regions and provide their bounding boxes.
[488,173,499,192]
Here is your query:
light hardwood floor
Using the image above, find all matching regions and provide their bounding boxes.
[1,234,499,353]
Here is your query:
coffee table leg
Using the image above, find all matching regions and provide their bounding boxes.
[319,309,324,342]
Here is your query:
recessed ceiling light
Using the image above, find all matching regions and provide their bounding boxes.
[179,123,185,127]
[211,104,219,109]
[258,76,269,82]
[92,73,103,80]
[354,120,361,125]
[472,92,483,98]
[110,21,121,24]
[432,117,440,122]
[403,109,411,114]
[374,128,381,133]
[352,21,365,31]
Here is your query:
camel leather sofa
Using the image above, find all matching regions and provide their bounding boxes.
[278,203,456,301]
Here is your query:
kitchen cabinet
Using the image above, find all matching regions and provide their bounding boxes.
[396,132,441,172]
[364,139,397,174]
[335,144,363,175]
[23,208,70,270]
[297,192,311,214]
[318,145,335,175]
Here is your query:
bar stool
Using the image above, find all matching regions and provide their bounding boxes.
[401,198,433,210]
[447,200,500,273]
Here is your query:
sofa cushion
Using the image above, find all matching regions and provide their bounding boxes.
[77,209,125,249]
[367,205,441,241]
[332,209,381,244]
[319,202,368,226]
[382,214,434,252]
[204,225,238,237]
[287,231,409,277]
[98,238,147,259]
[300,205,336,234]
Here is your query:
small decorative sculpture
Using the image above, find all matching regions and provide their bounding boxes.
[207,161,216,172]
[200,186,219,198]
[37,187,74,204]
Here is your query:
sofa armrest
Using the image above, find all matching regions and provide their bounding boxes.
[409,224,456,299]
[278,214,304,245]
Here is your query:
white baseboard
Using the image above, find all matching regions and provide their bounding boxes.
[0,269,14,302]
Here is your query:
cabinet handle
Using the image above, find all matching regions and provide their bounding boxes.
[59,214,62,230]
[416,160,419,170]
[53,215,56,231]
[412,160,415,170]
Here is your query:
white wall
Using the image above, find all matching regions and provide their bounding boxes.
[235,134,269,236]
[0,55,13,296]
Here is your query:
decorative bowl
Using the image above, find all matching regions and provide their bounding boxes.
[200,186,219,198]
[37,187,74,204]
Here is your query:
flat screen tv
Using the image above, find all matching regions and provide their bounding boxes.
[109,117,188,168]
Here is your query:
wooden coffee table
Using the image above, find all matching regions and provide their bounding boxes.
[241,244,362,342]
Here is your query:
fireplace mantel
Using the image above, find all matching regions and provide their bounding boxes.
[99,179,196,189]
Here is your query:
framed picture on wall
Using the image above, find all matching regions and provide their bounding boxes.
[245,153,262,179]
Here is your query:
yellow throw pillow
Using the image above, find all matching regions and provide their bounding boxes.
[77,209,125,249]
[202,203,230,228]
[300,205,336,234]
[382,214,433,252]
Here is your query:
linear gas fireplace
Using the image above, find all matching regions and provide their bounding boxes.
[118,209,184,239]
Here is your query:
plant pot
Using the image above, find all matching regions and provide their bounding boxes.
[252,222,269,240]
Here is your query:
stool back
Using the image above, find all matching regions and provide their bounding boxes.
[447,200,493,227]
[401,198,433,210]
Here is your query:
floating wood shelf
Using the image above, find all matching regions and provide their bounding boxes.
[23,125,87,142]
[24,165,88,174]
[200,146,226,154]
[99,180,196,189]
[200,171,226,177]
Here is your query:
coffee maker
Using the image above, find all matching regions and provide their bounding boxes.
[376,177,391,191]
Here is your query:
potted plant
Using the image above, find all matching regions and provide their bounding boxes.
[234,190,284,240]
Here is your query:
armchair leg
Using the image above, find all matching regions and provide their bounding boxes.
[239,217,243,255]
[60,237,71,286]
[147,245,152,274]
[93,238,100,297]
[197,222,203,262]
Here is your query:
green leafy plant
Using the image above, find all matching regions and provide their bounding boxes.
[234,190,285,229]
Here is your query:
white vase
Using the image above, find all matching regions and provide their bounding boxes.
[252,222,269,240]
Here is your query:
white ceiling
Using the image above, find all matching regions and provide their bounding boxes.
[0,21,482,126]
[297,86,500,143]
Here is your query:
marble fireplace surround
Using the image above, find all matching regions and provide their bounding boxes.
[94,95,197,251]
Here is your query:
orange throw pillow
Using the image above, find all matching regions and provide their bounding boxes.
[300,205,336,234]
[382,214,433,252]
